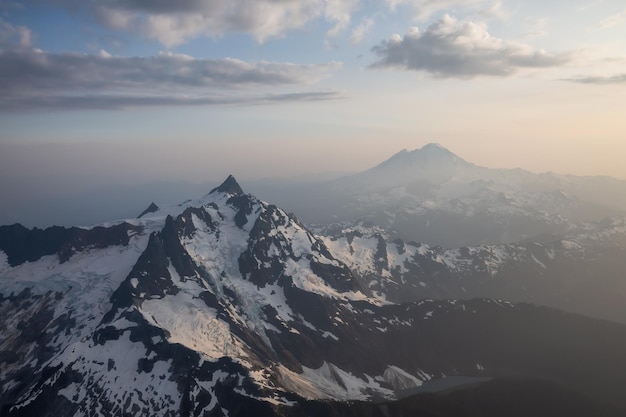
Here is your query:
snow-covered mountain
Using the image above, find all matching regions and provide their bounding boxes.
[318,217,626,323]
[252,144,626,247]
[349,143,483,188]
[3,177,626,416]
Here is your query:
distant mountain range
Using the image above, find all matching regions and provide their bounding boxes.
[2,175,626,416]
[317,217,626,323]
[253,143,626,247]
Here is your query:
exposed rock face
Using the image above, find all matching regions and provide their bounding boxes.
[138,202,159,218]
[0,222,142,266]
[210,174,244,196]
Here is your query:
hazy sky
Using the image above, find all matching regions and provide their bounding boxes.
[1,0,626,205]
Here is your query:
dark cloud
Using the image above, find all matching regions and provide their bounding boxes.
[2,91,343,112]
[0,49,342,111]
[371,15,571,78]
[105,0,208,14]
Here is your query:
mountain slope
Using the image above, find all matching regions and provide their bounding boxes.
[289,378,625,417]
[318,218,626,322]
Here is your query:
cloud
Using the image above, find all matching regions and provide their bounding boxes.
[0,17,33,49]
[371,15,571,78]
[23,0,509,47]
[325,0,359,37]
[44,0,361,46]
[385,0,491,21]
[522,17,548,39]
[0,49,343,111]
[598,10,626,29]
[3,91,344,112]
[477,0,507,20]
[351,17,374,44]
[568,74,626,84]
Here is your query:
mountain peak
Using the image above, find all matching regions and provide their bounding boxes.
[408,143,461,160]
[420,142,451,153]
[353,143,477,187]
[210,175,244,196]
[376,143,467,170]
[137,202,159,218]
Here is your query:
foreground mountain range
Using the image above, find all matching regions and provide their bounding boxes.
[2,175,626,416]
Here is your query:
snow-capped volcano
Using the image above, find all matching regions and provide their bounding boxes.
[254,144,626,247]
[3,176,626,416]
[355,143,481,188]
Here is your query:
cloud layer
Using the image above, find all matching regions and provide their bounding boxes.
[44,0,360,46]
[0,49,342,110]
[371,15,571,78]
[0,1,587,111]
[38,0,506,47]
[569,74,626,84]
[386,0,493,21]
[598,9,626,29]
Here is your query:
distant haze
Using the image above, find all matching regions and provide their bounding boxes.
[2,1,626,227]
[2,141,626,228]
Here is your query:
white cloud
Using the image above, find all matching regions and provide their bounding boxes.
[0,17,33,50]
[351,17,374,44]
[48,0,361,47]
[19,0,513,47]
[385,0,489,21]
[476,0,507,20]
[0,49,343,110]
[371,14,572,78]
[325,0,360,37]
[522,17,548,39]
[598,10,626,29]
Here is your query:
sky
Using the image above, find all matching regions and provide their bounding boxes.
[1,0,626,226]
